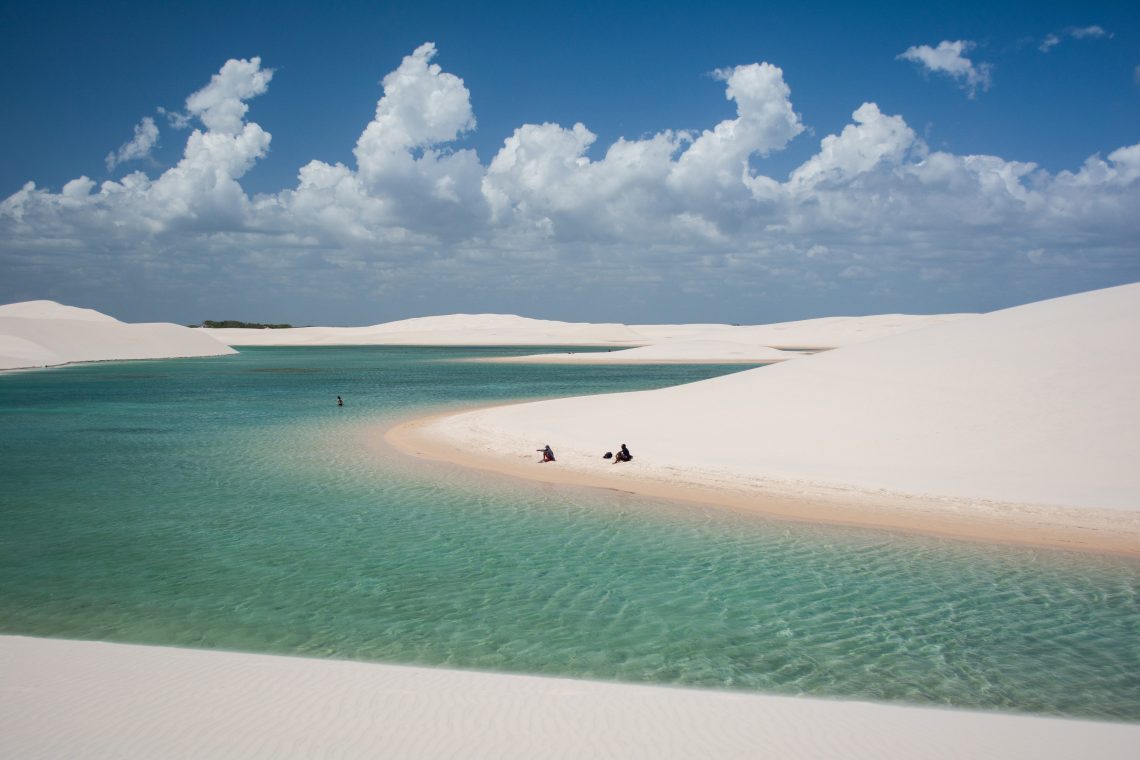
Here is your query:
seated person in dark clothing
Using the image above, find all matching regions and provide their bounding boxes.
[613,443,632,463]
[538,445,556,463]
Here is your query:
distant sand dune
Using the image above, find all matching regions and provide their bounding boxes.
[0,300,235,370]
[486,340,801,364]
[203,310,972,364]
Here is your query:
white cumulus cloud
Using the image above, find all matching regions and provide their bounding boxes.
[3,56,274,241]
[105,116,159,171]
[671,63,803,198]
[898,40,992,98]
[1070,25,1111,40]
[274,42,487,241]
[484,61,803,243]
[184,57,273,135]
[789,103,919,190]
[2,43,1139,320]
[1040,25,1112,52]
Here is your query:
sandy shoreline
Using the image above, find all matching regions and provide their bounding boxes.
[467,355,789,365]
[384,409,1140,558]
[3,636,1137,759]
[382,284,1140,558]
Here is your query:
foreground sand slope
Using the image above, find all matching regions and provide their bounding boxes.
[2,637,1137,760]
[419,283,1140,513]
[0,300,236,370]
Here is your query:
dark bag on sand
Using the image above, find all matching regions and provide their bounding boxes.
[603,451,613,459]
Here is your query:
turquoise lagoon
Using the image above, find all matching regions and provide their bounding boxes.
[1,346,1137,721]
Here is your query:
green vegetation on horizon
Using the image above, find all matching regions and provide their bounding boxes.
[197,320,294,329]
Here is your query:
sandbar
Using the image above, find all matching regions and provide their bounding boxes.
[385,410,1140,557]
[384,283,1140,557]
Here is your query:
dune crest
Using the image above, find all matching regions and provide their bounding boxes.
[203,311,971,363]
[0,299,121,323]
[0,300,235,370]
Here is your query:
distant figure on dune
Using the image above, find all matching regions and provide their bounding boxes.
[538,445,555,463]
[613,444,632,463]
[337,395,343,407]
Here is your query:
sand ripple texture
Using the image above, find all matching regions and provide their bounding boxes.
[4,636,1140,760]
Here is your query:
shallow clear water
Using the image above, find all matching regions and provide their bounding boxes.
[1,347,1137,720]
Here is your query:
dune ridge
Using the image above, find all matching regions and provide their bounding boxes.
[202,312,971,363]
[490,340,801,364]
[0,300,235,371]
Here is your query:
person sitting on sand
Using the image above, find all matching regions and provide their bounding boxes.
[538,445,556,463]
[613,443,632,463]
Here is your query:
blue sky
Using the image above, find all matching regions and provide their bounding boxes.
[1,0,1137,325]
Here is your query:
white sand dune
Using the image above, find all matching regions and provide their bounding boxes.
[0,300,235,370]
[0,300,119,322]
[202,313,649,347]
[203,311,972,364]
[2,636,1136,759]
[510,314,972,364]
[531,314,972,359]
[501,340,800,364]
[402,283,1140,545]
[632,313,972,349]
